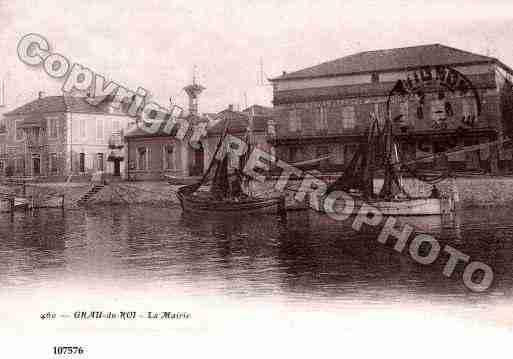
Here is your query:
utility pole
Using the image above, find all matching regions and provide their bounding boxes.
[257,58,272,87]
[259,57,264,85]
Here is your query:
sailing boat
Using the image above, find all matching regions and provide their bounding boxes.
[319,114,453,216]
[177,114,285,216]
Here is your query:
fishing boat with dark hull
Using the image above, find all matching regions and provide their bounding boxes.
[177,119,285,217]
[165,175,202,186]
[177,186,283,215]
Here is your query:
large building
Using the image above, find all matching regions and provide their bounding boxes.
[0,94,134,180]
[269,44,513,173]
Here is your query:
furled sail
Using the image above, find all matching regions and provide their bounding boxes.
[326,116,380,198]
[378,114,410,199]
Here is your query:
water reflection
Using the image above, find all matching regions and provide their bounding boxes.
[0,205,512,304]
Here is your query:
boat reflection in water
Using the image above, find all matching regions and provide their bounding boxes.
[0,205,511,304]
[177,205,485,301]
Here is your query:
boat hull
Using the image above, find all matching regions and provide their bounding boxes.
[364,198,444,216]
[317,195,451,216]
[287,210,445,233]
[177,186,283,216]
[165,175,202,186]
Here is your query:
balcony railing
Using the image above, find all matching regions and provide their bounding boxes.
[26,137,46,148]
[108,131,124,149]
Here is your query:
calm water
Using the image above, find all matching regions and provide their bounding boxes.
[1,204,512,307]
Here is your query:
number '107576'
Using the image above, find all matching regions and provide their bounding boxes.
[53,346,84,355]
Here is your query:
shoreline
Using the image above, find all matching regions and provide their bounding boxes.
[3,175,513,210]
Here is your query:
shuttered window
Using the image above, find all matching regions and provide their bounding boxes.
[137,147,147,170]
[462,97,477,126]
[50,153,58,174]
[289,107,302,132]
[163,144,174,170]
[342,106,355,129]
[315,105,328,131]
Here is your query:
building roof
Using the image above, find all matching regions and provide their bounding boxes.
[273,72,496,105]
[271,44,511,81]
[208,107,269,136]
[242,104,274,117]
[124,122,185,139]
[3,95,128,116]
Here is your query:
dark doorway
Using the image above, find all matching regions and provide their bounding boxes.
[79,153,85,173]
[32,156,40,176]
[190,143,204,176]
[97,153,104,172]
[114,160,121,177]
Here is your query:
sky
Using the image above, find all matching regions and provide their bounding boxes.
[1,0,513,115]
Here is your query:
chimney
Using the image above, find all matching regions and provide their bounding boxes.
[38,91,45,99]
[228,104,234,111]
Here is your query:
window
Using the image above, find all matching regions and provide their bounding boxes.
[289,107,302,132]
[430,99,445,127]
[97,153,104,171]
[332,144,345,164]
[0,160,4,172]
[50,153,58,174]
[316,105,328,131]
[288,146,300,162]
[371,73,380,83]
[462,97,477,127]
[48,118,58,138]
[15,120,24,140]
[79,153,85,172]
[399,101,409,124]
[96,119,103,140]
[32,154,40,176]
[79,118,86,138]
[342,106,355,129]
[267,119,276,137]
[28,127,40,146]
[163,144,174,170]
[137,147,147,170]
[15,157,25,173]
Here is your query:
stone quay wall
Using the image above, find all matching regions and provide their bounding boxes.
[9,176,513,210]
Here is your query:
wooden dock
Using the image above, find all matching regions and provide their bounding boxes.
[1,178,65,221]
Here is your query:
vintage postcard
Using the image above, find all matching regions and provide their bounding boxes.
[1,0,513,357]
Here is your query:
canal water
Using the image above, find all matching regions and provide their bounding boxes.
[1,204,512,307]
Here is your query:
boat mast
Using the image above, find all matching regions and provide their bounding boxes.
[379,105,397,199]
[240,107,254,195]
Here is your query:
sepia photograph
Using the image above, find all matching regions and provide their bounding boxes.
[1,0,513,357]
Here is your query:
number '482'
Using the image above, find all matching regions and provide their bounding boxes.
[53,346,84,355]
